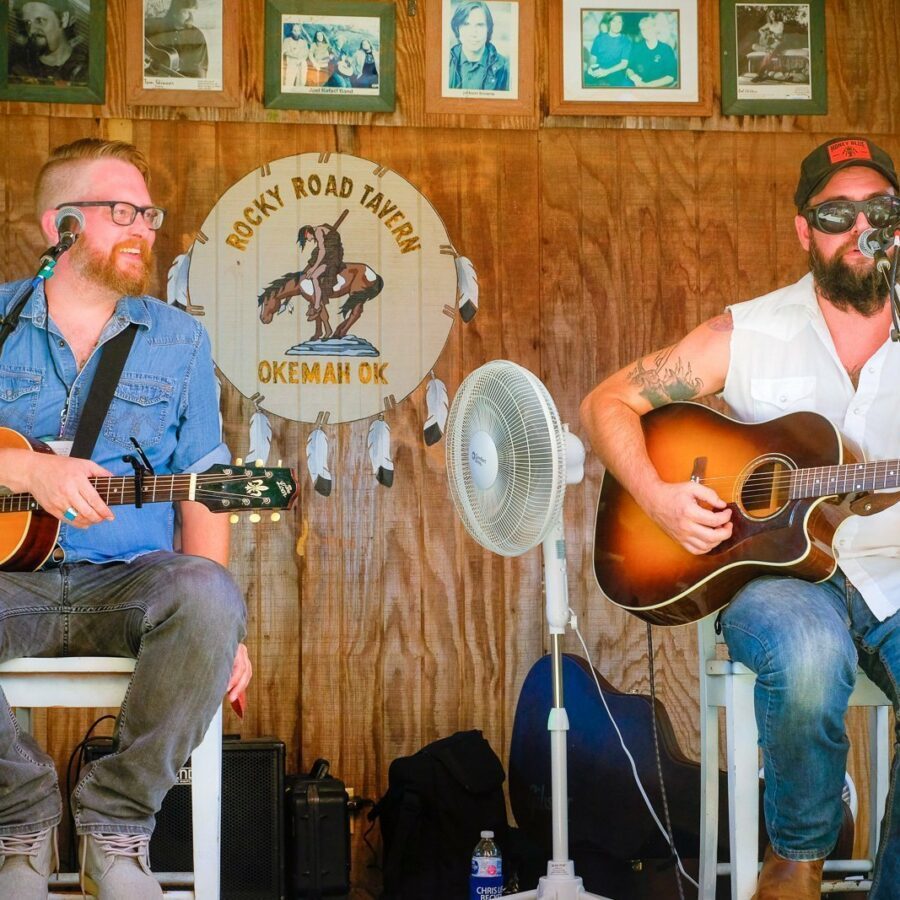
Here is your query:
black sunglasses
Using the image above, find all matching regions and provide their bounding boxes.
[802,195,900,235]
[56,201,167,231]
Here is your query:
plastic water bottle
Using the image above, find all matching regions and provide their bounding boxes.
[469,830,503,899]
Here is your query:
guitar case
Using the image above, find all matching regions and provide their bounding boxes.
[509,654,854,897]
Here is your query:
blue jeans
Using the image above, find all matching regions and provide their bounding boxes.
[720,574,900,899]
[0,551,245,836]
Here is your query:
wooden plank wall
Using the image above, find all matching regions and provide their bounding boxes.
[1,0,897,893]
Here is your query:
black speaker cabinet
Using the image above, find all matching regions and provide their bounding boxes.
[85,736,285,900]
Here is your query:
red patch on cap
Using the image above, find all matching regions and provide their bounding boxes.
[828,139,873,164]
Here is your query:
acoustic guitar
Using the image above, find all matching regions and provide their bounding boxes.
[144,38,181,78]
[591,401,898,627]
[0,427,298,572]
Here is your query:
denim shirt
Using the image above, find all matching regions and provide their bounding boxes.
[0,279,229,564]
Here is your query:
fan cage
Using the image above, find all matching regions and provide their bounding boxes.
[446,360,567,557]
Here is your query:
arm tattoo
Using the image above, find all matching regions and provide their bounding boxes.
[627,347,704,408]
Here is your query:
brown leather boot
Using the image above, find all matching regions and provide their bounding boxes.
[752,845,825,899]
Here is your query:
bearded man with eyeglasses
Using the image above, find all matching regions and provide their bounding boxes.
[581,136,900,899]
[0,139,251,899]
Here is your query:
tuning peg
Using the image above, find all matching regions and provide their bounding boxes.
[277,459,283,467]
[229,514,239,525]
[249,513,261,523]
[235,457,243,465]
[254,458,264,466]
[270,512,281,523]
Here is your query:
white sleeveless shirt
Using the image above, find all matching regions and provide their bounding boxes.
[723,272,900,620]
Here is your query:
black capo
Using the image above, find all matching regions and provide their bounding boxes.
[123,437,154,508]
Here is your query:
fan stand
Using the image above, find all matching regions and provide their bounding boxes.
[505,517,609,900]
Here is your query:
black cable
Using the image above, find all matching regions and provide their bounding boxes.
[646,622,685,900]
[65,714,117,868]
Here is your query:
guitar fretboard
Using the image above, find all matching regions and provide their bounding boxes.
[0,475,197,514]
[791,459,900,499]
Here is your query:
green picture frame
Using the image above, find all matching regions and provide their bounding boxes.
[0,0,106,104]
[264,0,395,112]
[720,0,826,116]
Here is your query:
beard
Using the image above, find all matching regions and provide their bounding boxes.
[809,235,887,316]
[71,237,153,296]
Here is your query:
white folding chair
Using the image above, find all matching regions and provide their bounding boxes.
[697,613,891,900]
[0,657,222,899]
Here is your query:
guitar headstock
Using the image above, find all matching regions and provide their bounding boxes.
[196,463,298,516]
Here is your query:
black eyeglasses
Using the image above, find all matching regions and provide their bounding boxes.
[802,195,900,235]
[56,201,167,231]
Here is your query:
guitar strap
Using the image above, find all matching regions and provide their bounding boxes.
[70,323,139,460]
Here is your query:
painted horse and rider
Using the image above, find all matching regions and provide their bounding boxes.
[257,210,384,341]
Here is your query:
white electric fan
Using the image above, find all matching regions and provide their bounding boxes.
[445,360,607,900]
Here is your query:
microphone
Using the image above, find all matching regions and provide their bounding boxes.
[858,225,899,258]
[54,206,84,251]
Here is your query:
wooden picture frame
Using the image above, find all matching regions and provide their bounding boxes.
[126,0,239,107]
[425,0,536,116]
[0,0,106,104]
[720,0,826,116]
[549,0,714,117]
[264,0,396,112]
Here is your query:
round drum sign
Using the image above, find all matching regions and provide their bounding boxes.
[188,153,459,423]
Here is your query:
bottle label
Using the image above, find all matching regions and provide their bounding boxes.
[470,855,503,899]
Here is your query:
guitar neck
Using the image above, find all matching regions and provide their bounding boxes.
[793,459,900,499]
[0,474,198,514]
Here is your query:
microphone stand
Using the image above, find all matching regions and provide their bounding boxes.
[887,235,900,342]
[0,232,77,356]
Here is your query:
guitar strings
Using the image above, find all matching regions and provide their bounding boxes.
[0,474,280,510]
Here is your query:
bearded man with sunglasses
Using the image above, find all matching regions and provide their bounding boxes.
[0,139,251,899]
[581,136,900,899]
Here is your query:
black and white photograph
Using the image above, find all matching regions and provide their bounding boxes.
[734,3,812,101]
[142,0,224,91]
[279,14,381,93]
[441,0,519,99]
[6,0,90,86]
[580,9,680,90]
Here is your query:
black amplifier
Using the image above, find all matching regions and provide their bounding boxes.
[85,736,285,899]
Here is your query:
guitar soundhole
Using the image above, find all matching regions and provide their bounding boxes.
[737,455,794,520]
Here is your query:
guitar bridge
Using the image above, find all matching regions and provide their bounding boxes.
[690,457,707,483]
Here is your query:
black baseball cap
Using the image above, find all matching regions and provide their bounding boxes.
[795,137,899,210]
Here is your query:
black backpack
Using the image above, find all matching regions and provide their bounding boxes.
[371,730,510,899]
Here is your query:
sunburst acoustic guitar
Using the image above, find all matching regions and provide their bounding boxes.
[0,427,298,572]
[592,401,900,627]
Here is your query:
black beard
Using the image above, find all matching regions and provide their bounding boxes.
[809,237,887,316]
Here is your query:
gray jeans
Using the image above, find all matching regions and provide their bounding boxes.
[0,551,246,836]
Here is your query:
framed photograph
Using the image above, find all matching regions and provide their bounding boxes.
[0,0,106,103]
[720,1,826,115]
[126,0,239,107]
[549,0,714,116]
[424,0,536,116]
[264,0,396,112]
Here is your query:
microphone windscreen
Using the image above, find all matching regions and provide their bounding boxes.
[857,228,881,258]
[54,206,85,233]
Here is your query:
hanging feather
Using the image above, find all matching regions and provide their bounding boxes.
[367,416,394,487]
[247,407,272,466]
[455,255,479,322]
[306,427,332,496]
[166,250,192,308]
[423,373,449,446]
